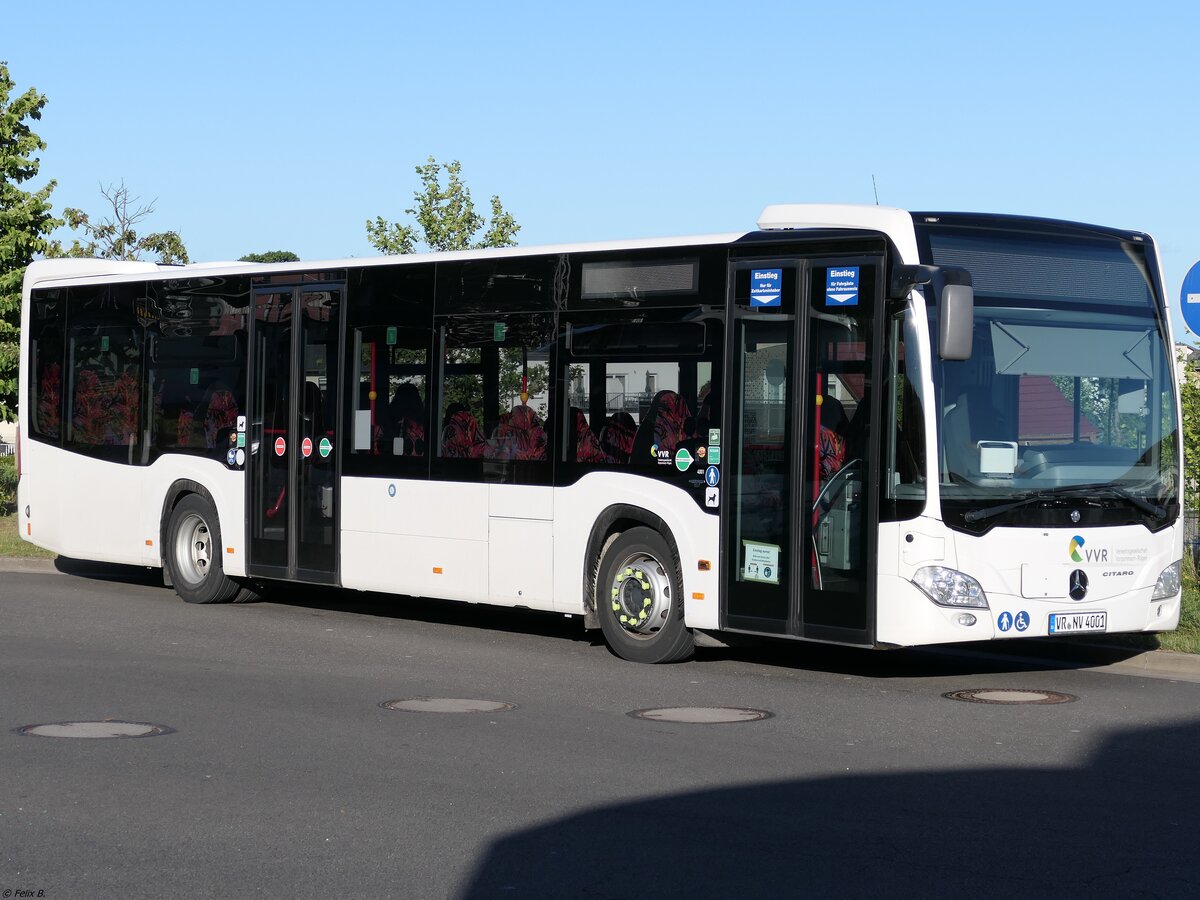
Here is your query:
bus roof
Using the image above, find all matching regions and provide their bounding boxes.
[18,204,931,290]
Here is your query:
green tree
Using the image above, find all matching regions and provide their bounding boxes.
[366,156,520,254]
[0,62,63,423]
[239,250,300,263]
[1178,349,1200,500]
[56,181,188,264]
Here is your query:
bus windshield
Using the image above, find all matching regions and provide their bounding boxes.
[920,225,1178,531]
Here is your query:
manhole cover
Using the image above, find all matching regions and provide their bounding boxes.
[628,706,773,724]
[14,721,175,739]
[943,689,1077,705]
[380,698,517,714]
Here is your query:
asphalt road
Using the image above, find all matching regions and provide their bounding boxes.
[2,562,1199,899]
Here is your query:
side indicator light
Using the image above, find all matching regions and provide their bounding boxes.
[433,567,443,575]
[692,592,705,600]
[697,560,711,571]
[226,547,235,554]
[146,540,154,547]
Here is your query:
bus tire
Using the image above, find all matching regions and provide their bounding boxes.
[166,494,241,604]
[596,526,694,664]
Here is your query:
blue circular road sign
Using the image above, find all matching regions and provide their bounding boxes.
[1181,260,1200,336]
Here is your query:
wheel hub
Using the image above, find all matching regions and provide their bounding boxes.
[176,513,211,584]
[610,556,671,636]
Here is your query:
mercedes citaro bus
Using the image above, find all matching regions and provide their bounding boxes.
[17,205,1182,662]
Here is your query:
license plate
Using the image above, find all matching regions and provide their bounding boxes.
[1048,611,1107,634]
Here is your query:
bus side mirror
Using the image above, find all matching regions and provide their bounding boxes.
[938,282,973,361]
[889,264,974,360]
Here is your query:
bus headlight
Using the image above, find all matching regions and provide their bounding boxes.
[1151,560,1182,601]
[912,566,989,609]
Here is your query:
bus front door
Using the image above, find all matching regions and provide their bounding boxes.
[724,256,880,645]
[248,283,343,584]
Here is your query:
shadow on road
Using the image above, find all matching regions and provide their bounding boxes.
[460,718,1200,898]
[53,555,167,587]
[47,556,1153,679]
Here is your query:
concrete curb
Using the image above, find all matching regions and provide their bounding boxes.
[0,557,59,573]
[1090,650,1200,683]
[4,555,1199,682]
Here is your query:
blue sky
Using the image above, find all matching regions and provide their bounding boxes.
[8,0,1200,339]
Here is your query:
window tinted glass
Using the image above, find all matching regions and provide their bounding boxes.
[436,314,554,471]
[28,289,65,444]
[145,278,249,461]
[64,285,143,462]
[561,308,721,507]
[436,257,560,315]
[349,326,431,466]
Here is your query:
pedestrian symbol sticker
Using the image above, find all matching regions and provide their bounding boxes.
[751,269,783,307]
[997,611,1013,632]
[705,465,720,487]
[826,266,860,306]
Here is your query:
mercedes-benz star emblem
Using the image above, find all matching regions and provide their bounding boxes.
[1069,569,1089,601]
[1070,510,1081,523]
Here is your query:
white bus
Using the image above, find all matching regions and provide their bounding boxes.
[16,205,1183,662]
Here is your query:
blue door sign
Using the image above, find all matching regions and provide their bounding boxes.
[826,266,860,306]
[751,269,783,307]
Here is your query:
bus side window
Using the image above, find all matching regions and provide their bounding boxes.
[28,291,65,444]
[65,321,143,460]
[435,314,552,468]
[349,326,430,461]
[562,312,717,473]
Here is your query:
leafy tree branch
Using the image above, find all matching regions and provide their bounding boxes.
[55,180,189,264]
[367,156,520,255]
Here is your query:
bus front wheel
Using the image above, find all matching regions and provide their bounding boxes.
[167,494,242,604]
[596,527,694,664]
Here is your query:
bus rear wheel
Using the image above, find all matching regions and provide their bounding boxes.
[167,494,242,604]
[596,527,694,664]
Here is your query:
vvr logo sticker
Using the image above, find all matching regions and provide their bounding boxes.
[1069,534,1108,564]
[1069,535,1085,562]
